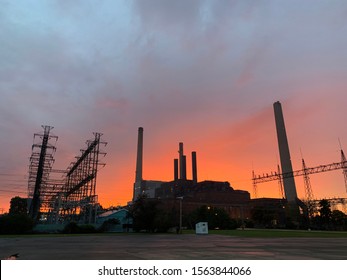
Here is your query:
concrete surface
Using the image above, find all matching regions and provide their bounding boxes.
[1,234,347,260]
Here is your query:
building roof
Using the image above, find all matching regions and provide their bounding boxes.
[98,208,128,218]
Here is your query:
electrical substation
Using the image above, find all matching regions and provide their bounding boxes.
[252,102,347,218]
[28,125,106,224]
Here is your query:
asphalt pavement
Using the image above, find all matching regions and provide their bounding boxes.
[1,234,347,260]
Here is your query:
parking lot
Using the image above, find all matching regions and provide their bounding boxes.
[1,233,347,260]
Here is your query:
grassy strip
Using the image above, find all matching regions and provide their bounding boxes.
[186,229,347,238]
[1,229,347,238]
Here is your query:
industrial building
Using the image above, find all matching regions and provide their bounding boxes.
[97,209,132,232]
[131,101,347,228]
[132,127,251,220]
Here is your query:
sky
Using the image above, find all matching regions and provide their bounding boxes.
[1,0,347,212]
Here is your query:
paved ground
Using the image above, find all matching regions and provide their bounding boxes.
[1,234,347,260]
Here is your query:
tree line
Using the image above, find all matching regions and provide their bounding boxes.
[1,195,347,234]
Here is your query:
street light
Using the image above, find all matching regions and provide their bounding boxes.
[177,196,183,234]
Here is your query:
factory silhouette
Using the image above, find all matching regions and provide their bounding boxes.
[16,101,346,231]
[131,102,297,226]
[131,101,347,228]
[133,126,252,222]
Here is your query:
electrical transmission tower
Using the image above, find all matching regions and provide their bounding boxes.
[301,158,315,217]
[28,125,58,221]
[60,132,107,224]
[253,153,347,189]
[27,127,107,224]
[252,170,257,198]
[277,164,284,198]
[341,149,347,193]
[252,149,347,214]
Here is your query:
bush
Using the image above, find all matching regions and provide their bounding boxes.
[0,214,34,234]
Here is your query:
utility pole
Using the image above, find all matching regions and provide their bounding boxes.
[177,196,183,234]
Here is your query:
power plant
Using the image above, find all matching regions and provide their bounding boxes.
[9,101,347,228]
[132,127,251,220]
[132,101,347,225]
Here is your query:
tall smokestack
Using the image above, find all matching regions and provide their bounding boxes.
[133,127,143,200]
[273,102,298,203]
[192,151,197,184]
[179,142,184,179]
[135,127,143,183]
[174,158,179,181]
[182,155,187,180]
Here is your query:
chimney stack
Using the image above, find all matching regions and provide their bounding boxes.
[182,155,187,180]
[135,127,143,183]
[273,101,298,203]
[179,142,184,179]
[192,151,197,184]
[133,127,143,200]
[174,158,179,181]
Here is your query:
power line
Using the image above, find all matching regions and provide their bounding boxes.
[0,189,27,194]
[0,179,27,183]
[0,173,27,177]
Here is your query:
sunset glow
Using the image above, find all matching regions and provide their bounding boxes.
[1,0,347,212]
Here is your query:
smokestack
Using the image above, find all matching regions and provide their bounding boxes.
[273,102,298,203]
[192,151,197,184]
[174,158,179,181]
[179,142,184,179]
[135,127,143,183]
[133,127,144,200]
[182,155,187,180]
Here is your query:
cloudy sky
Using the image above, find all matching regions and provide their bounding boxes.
[1,0,347,211]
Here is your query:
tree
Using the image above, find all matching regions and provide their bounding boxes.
[130,195,172,232]
[331,210,347,230]
[316,199,332,229]
[9,196,28,215]
[187,205,238,230]
[0,196,34,234]
[251,206,277,228]
[309,199,335,230]
[0,214,34,234]
[318,199,332,222]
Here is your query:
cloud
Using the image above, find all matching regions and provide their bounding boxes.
[132,0,203,31]
[1,0,347,210]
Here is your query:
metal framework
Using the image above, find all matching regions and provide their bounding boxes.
[302,159,315,217]
[27,127,106,224]
[340,149,347,193]
[28,126,58,221]
[253,159,347,185]
[277,164,284,199]
[60,132,106,224]
[252,150,347,214]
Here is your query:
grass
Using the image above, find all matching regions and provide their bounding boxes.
[183,228,347,238]
[1,229,347,238]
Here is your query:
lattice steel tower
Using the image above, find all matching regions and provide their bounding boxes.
[28,125,58,221]
[301,158,315,217]
[60,132,106,224]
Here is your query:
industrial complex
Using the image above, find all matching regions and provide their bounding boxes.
[20,101,347,230]
[130,101,347,227]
